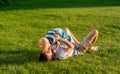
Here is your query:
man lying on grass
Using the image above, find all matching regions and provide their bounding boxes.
[39,28,99,61]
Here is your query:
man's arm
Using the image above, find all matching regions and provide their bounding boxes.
[59,38,74,55]
[52,43,60,54]
[54,33,74,55]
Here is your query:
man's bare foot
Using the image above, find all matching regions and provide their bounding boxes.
[86,46,99,53]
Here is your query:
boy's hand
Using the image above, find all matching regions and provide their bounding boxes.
[53,33,61,40]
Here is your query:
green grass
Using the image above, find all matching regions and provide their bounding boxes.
[0,0,120,74]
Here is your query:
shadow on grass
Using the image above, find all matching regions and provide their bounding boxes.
[0,50,40,65]
[0,0,120,11]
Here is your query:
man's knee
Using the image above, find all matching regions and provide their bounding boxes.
[91,29,98,36]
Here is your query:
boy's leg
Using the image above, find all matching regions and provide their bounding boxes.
[64,28,79,43]
[79,29,98,50]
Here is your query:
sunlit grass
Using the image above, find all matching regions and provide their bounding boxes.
[0,0,120,73]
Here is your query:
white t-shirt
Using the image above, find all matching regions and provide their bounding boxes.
[53,44,82,60]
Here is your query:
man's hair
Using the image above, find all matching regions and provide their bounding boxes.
[39,52,48,61]
[39,52,52,61]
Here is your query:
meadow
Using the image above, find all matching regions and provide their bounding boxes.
[0,0,120,74]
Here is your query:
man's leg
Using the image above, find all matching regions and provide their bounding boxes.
[79,29,99,50]
[86,46,99,53]
[85,29,98,45]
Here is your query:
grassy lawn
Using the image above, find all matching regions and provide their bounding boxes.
[0,0,120,74]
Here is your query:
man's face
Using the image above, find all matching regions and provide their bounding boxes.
[43,50,52,60]
[44,50,52,56]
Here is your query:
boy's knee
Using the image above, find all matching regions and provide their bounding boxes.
[64,28,69,32]
[64,27,68,30]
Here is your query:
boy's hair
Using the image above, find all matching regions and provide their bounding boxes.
[39,38,48,48]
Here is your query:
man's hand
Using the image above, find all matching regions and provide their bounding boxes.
[53,33,61,40]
